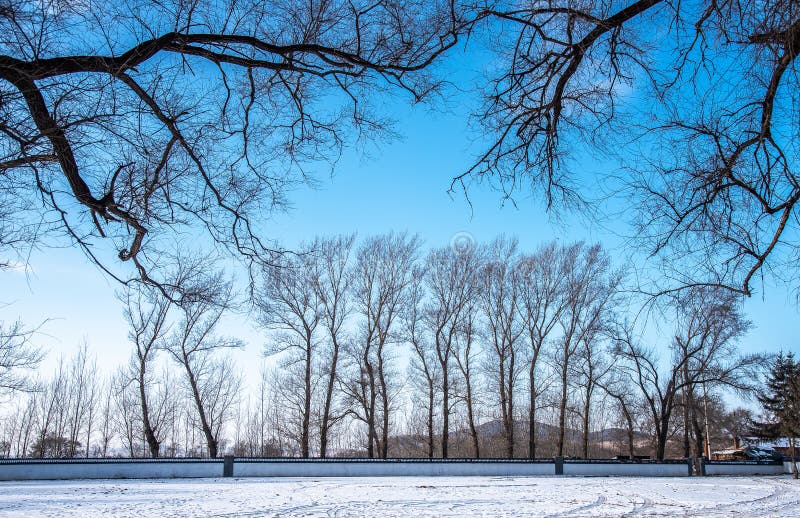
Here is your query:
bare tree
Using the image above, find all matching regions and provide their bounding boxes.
[64,343,98,458]
[349,233,419,458]
[111,368,141,457]
[671,287,755,460]
[31,356,68,458]
[517,242,570,458]
[460,0,800,298]
[168,265,242,458]
[0,394,38,458]
[0,1,464,290]
[234,363,283,457]
[312,235,355,458]
[479,236,523,458]
[453,296,482,457]
[121,284,173,457]
[614,290,762,459]
[405,265,440,458]
[255,245,321,458]
[26,346,101,459]
[424,240,481,458]
[0,319,43,396]
[554,243,618,457]
[96,375,115,457]
[597,371,639,460]
[191,355,243,455]
[575,327,613,458]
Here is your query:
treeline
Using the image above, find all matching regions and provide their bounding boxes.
[0,235,764,460]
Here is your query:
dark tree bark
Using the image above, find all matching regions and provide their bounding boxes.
[555,243,616,458]
[614,287,759,459]
[454,301,481,458]
[406,266,439,459]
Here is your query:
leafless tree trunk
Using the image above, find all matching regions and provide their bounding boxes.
[97,376,114,457]
[351,233,419,458]
[5,398,37,458]
[168,262,242,458]
[194,355,243,456]
[674,286,755,461]
[577,329,611,459]
[681,371,692,460]
[614,288,759,459]
[615,331,686,461]
[480,237,522,458]
[121,285,173,457]
[256,245,321,458]
[454,297,481,458]
[517,242,569,459]
[32,357,68,458]
[65,343,98,457]
[600,377,637,460]
[555,243,617,458]
[424,241,482,458]
[313,235,355,458]
[111,368,140,457]
[405,266,439,458]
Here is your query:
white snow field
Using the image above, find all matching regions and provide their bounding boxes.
[0,476,798,517]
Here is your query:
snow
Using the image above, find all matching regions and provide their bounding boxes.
[0,476,798,516]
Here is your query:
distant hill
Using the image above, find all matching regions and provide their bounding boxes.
[473,419,646,443]
[379,419,651,459]
[588,427,649,442]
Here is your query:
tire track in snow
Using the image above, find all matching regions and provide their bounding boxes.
[627,493,654,516]
[693,477,781,515]
[545,494,607,517]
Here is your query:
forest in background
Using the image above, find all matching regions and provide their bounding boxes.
[0,235,764,462]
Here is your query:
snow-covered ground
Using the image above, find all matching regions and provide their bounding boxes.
[0,476,798,516]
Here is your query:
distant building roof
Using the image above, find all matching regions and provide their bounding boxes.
[741,436,800,449]
[714,449,740,455]
[712,439,786,461]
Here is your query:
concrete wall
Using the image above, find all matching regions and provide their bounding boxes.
[705,462,785,476]
[0,458,791,481]
[563,461,689,477]
[0,459,223,481]
[234,459,555,477]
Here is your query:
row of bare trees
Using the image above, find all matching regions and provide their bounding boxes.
[0,234,765,460]
[2,345,102,458]
[0,344,247,459]
[251,234,763,460]
[0,335,755,460]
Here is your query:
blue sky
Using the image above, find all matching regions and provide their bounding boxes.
[2,35,798,386]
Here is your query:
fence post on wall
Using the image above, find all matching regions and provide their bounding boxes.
[687,457,694,476]
[223,455,234,478]
[554,457,564,476]
[700,457,707,477]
